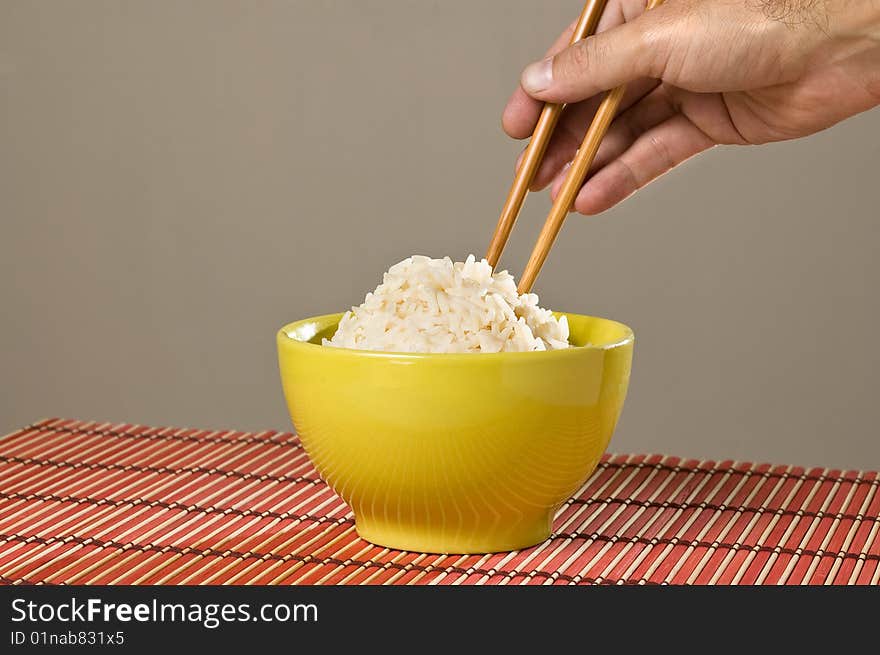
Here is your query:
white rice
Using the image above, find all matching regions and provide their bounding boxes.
[324,255,570,353]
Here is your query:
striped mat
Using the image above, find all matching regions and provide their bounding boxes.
[0,418,878,585]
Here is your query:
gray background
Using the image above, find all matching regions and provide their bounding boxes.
[2,1,878,468]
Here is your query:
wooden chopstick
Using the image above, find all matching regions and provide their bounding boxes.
[517,0,667,294]
[485,0,609,269]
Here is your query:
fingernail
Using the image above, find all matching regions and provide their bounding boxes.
[550,162,572,198]
[521,58,553,94]
[557,161,572,180]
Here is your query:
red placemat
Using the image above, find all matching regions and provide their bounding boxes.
[1,418,877,585]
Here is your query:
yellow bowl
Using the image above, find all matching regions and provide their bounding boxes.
[277,312,634,554]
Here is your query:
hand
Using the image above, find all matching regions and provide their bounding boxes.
[503,0,880,215]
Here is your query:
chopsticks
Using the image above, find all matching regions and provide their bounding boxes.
[486,0,608,270]
[486,0,666,294]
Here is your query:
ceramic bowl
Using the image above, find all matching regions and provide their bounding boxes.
[277,312,633,553]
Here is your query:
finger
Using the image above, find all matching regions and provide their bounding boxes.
[531,77,659,190]
[513,122,579,177]
[520,5,675,104]
[548,82,672,198]
[589,83,675,171]
[673,89,751,145]
[594,0,651,33]
[572,113,715,215]
[503,87,549,140]
[526,127,580,189]
[503,0,641,139]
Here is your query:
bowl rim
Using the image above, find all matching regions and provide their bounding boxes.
[277,311,634,360]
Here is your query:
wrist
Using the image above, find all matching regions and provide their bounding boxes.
[824,0,880,102]
[827,0,880,40]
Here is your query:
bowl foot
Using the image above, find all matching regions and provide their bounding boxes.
[354,513,554,555]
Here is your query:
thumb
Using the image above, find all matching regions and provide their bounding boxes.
[520,12,669,103]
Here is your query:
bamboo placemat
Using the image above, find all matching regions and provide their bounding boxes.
[0,418,877,585]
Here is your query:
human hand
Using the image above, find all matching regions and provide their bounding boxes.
[503,0,880,215]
